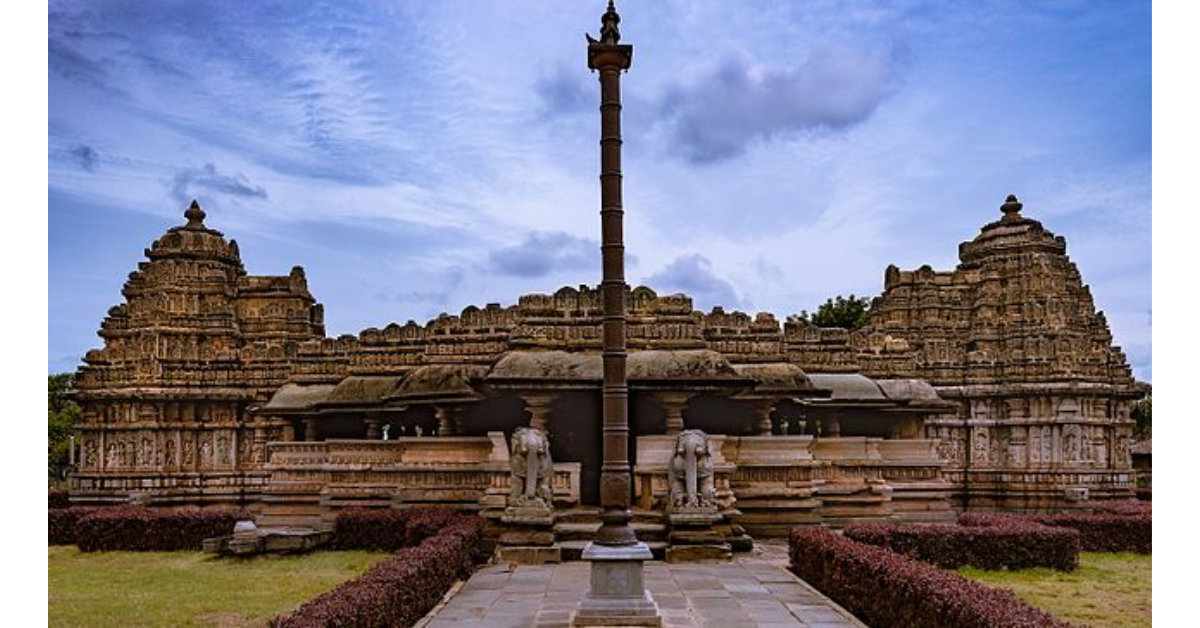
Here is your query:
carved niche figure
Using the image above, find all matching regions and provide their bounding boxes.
[84,439,98,470]
[106,442,117,469]
[508,427,553,508]
[199,438,213,469]
[1115,435,1132,468]
[669,429,717,510]
[216,435,229,467]
[164,438,176,469]
[971,427,990,467]
[1063,425,1081,463]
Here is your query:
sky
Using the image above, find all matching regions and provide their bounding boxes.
[47,0,1152,381]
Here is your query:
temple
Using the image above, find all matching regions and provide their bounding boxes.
[68,193,1139,555]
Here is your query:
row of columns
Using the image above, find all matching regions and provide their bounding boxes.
[288,395,848,441]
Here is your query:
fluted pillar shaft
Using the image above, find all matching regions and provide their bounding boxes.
[589,29,635,548]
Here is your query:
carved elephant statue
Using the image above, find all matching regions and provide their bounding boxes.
[509,426,554,507]
[669,429,716,509]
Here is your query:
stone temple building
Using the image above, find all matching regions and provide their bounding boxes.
[68,194,1138,553]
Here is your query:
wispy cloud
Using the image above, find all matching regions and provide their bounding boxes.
[47,0,1151,382]
[535,62,592,116]
[645,254,742,310]
[169,164,268,206]
[657,46,895,163]
[488,231,598,279]
[69,144,98,172]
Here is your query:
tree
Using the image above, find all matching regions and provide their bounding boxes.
[790,294,872,330]
[1130,389,1151,440]
[49,373,81,476]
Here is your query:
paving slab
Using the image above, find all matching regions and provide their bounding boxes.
[416,540,867,628]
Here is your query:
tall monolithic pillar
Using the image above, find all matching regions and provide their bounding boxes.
[575,2,660,626]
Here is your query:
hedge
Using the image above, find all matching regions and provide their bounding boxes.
[329,509,410,551]
[844,522,1080,571]
[75,506,249,552]
[1090,500,1151,516]
[272,513,483,628]
[49,507,99,545]
[960,510,1151,554]
[329,508,477,552]
[48,489,71,510]
[789,526,1070,628]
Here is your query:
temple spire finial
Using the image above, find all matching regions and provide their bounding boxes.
[184,199,207,229]
[1000,194,1023,221]
[599,0,621,44]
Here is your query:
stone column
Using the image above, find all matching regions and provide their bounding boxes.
[745,399,777,436]
[576,3,660,626]
[521,395,555,433]
[303,419,318,442]
[435,405,458,436]
[656,392,694,435]
[365,413,382,440]
[822,414,842,438]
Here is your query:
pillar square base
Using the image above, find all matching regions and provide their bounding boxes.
[572,542,661,627]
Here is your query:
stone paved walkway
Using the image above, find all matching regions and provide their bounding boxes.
[418,542,866,628]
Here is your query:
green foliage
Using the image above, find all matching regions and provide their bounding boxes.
[1130,392,1151,439]
[960,552,1152,628]
[791,294,872,330]
[49,373,81,474]
[49,547,388,627]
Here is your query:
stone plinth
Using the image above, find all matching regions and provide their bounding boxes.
[666,508,731,562]
[572,542,661,627]
[503,505,556,526]
[498,504,560,564]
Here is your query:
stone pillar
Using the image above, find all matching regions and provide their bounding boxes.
[657,392,694,435]
[435,405,459,436]
[521,395,555,433]
[303,419,318,442]
[576,4,659,626]
[745,399,777,436]
[822,414,842,438]
[365,413,382,440]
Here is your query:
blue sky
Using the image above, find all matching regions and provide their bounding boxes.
[47,0,1151,381]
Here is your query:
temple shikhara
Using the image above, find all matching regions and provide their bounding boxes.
[66,2,1139,561]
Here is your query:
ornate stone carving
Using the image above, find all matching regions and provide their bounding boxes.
[508,427,553,508]
[668,430,716,511]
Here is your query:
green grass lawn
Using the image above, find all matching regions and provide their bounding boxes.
[960,552,1151,628]
[48,547,389,627]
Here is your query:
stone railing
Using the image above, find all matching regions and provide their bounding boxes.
[267,437,497,468]
[635,435,956,534]
[257,434,582,528]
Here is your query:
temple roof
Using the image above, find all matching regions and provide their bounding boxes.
[806,373,887,402]
[486,349,749,386]
[488,351,599,383]
[387,364,488,403]
[876,379,955,409]
[261,383,336,413]
[732,363,821,396]
[321,375,404,407]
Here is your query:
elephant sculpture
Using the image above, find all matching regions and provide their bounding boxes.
[509,426,554,508]
[669,429,716,509]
